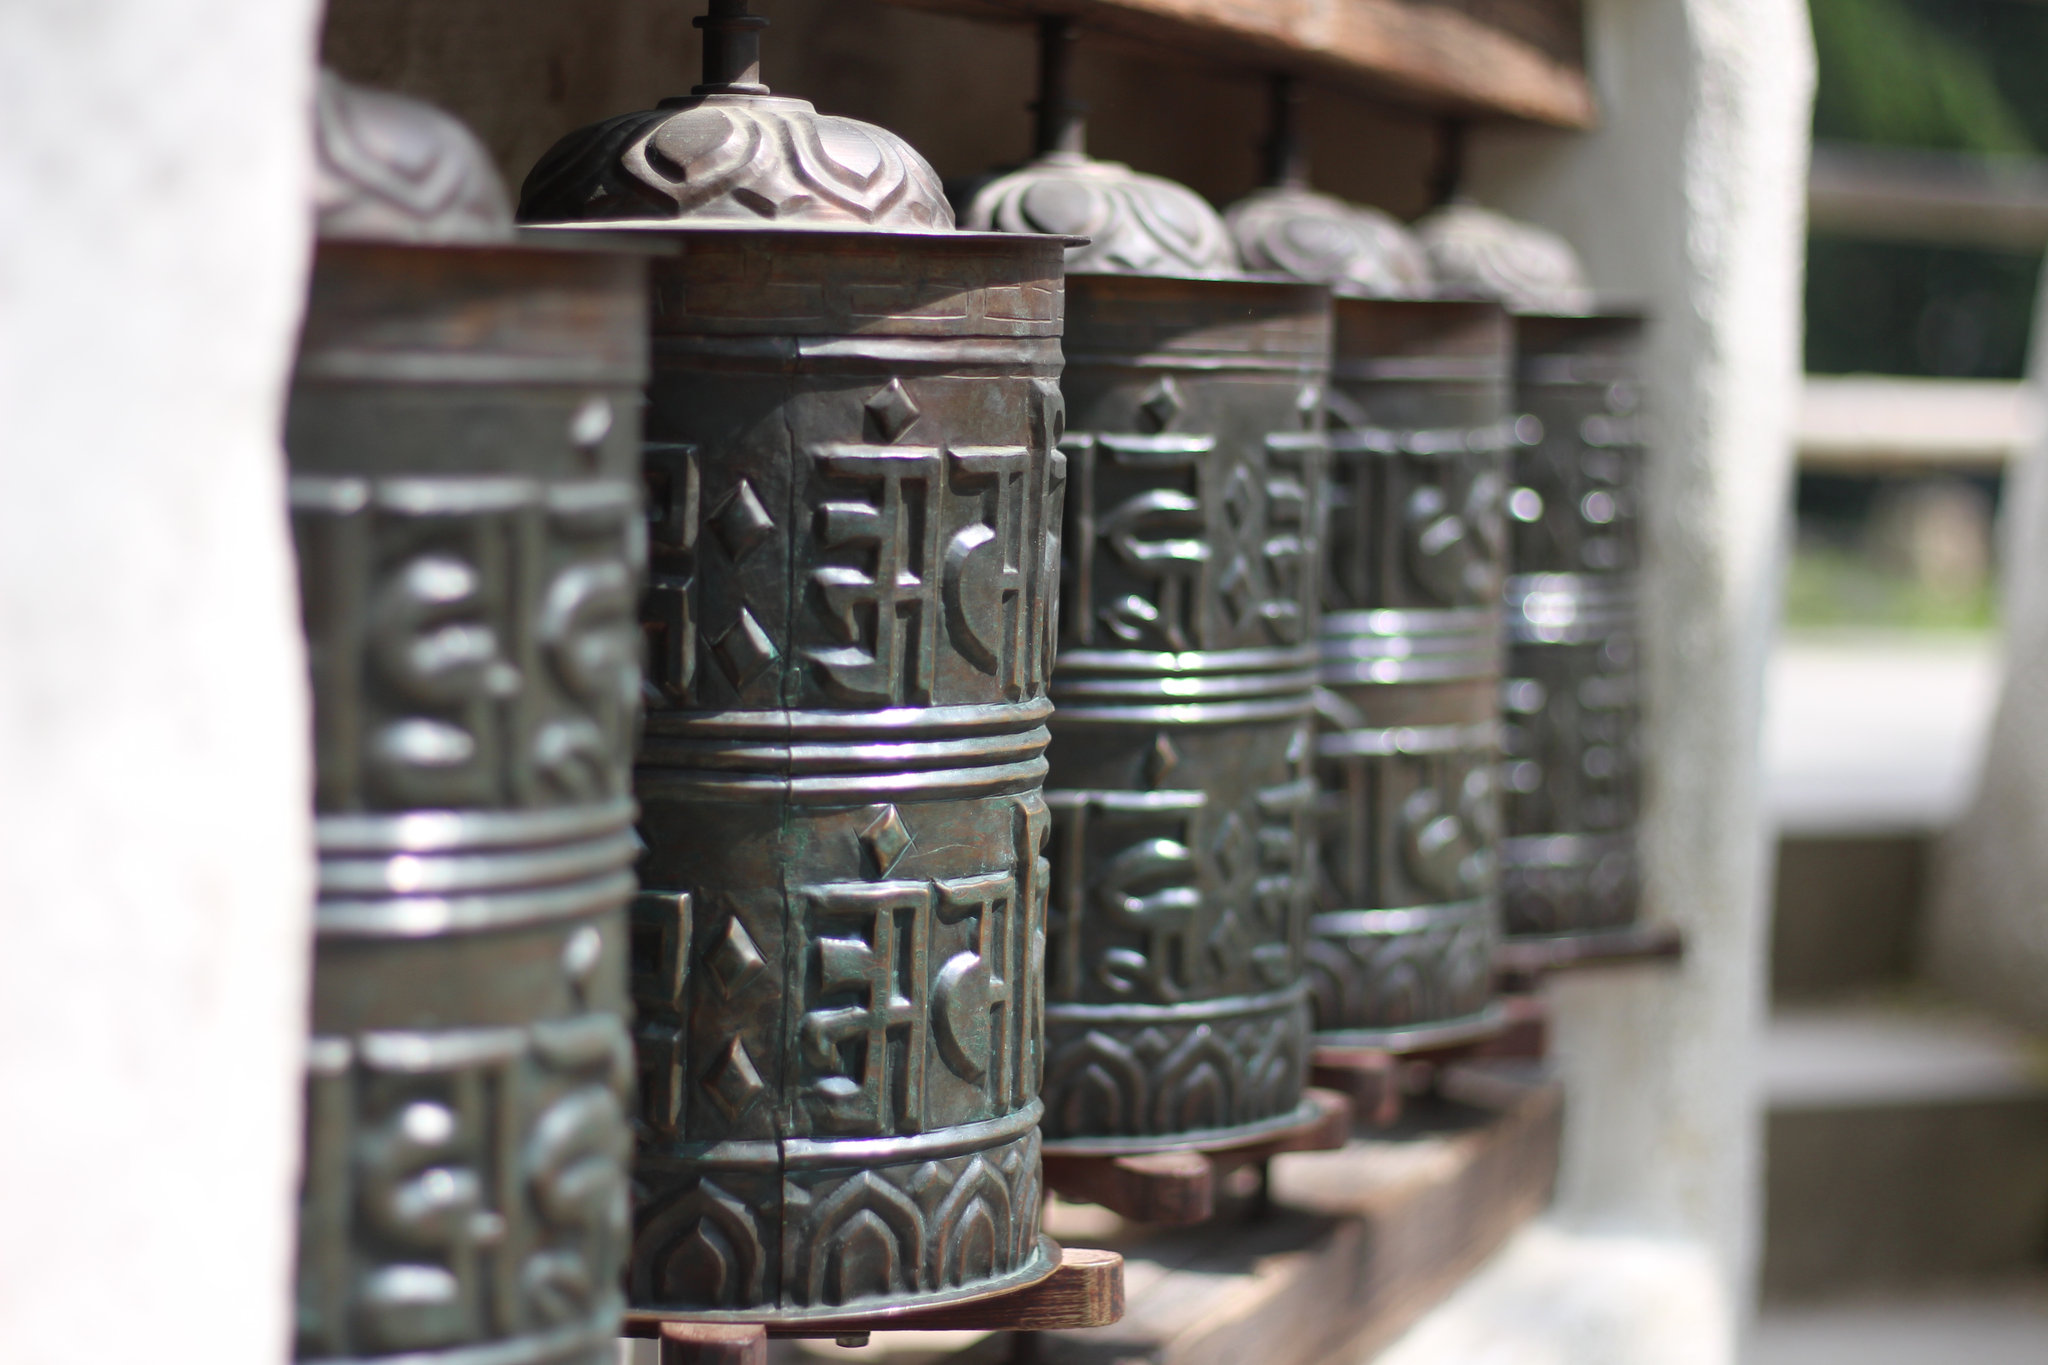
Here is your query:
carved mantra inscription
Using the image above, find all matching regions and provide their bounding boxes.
[1324,407,1510,613]
[642,378,1065,714]
[1045,750,1312,1006]
[628,789,1051,1312]
[293,474,644,812]
[1063,388,1325,654]
[297,1016,634,1358]
[633,793,1048,1146]
[1039,719,1317,1144]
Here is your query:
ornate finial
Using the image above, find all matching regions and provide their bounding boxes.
[313,69,513,243]
[1414,200,1593,313]
[961,17,1235,277]
[1222,77,1431,297]
[517,0,952,232]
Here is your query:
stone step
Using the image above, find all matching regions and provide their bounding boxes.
[1748,1278,2048,1365]
[1763,1003,2048,1298]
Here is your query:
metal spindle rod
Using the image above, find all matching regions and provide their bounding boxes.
[1034,17,1088,157]
[696,0,770,95]
[1265,74,1310,190]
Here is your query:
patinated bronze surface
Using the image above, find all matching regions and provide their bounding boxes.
[622,229,1067,1319]
[290,242,648,1365]
[1415,201,1593,314]
[519,1,1065,1319]
[312,69,511,243]
[966,22,1333,1149]
[1309,298,1513,1049]
[1041,274,1332,1147]
[1502,313,1646,939]
[290,81,644,1365]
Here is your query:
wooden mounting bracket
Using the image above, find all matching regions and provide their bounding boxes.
[1495,922,1685,991]
[628,1245,1126,1359]
[1042,1088,1352,1224]
[1312,994,1553,1128]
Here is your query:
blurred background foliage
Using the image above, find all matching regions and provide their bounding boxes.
[1791,0,2048,632]
[1806,0,2047,380]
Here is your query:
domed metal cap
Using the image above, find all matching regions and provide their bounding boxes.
[965,151,1234,277]
[314,69,513,243]
[1225,187,1430,298]
[1415,200,1592,313]
[1223,79,1429,297]
[517,0,951,232]
[960,18,1234,277]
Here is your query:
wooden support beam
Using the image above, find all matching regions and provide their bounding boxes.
[867,0,1595,128]
[1032,1064,1564,1365]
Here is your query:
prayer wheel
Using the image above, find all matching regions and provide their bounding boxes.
[1501,313,1647,939]
[1223,83,1507,1048]
[1308,299,1512,1046]
[290,74,643,1365]
[967,22,1332,1149]
[519,2,1064,1318]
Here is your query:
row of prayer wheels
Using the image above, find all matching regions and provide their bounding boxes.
[289,6,1646,1358]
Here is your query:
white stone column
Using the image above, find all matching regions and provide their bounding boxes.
[0,3,323,1363]
[1925,270,2048,1031]
[1437,0,1814,1351]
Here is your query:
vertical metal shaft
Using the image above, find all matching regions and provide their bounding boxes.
[1265,74,1310,190]
[1034,17,1088,157]
[696,0,770,95]
[1430,117,1469,208]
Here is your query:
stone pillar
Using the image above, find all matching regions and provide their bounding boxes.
[0,3,322,1363]
[1925,270,2048,1032]
[1458,0,1815,1338]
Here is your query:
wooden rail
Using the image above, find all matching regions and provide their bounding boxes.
[1030,1062,1563,1365]
[869,0,1596,129]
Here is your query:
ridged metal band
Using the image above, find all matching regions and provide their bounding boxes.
[1319,607,1502,686]
[1499,831,1637,869]
[1328,421,1522,457]
[1316,719,1502,758]
[1504,572,1638,644]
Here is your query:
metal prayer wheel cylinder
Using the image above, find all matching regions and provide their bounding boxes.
[1310,297,1512,1047]
[1501,313,1647,939]
[288,238,648,1365]
[1040,273,1333,1146]
[521,0,1072,1317]
[618,228,1069,1318]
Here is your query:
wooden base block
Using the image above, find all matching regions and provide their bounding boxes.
[1496,921,1685,987]
[655,1322,765,1365]
[623,1246,1125,1342]
[1043,1089,1353,1225]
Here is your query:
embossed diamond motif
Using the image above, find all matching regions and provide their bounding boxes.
[706,916,767,997]
[865,379,922,444]
[1212,810,1255,883]
[1139,377,1186,434]
[710,608,778,688]
[703,1039,766,1121]
[861,804,913,876]
[1145,733,1182,787]
[709,479,774,560]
